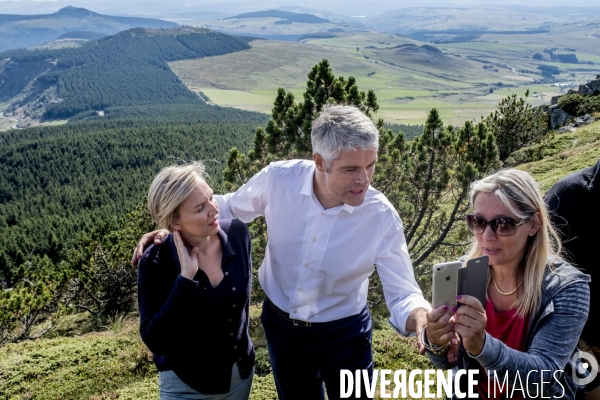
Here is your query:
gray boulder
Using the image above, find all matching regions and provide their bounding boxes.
[588,79,600,93]
[550,107,572,129]
[558,125,577,133]
[574,114,595,127]
[579,84,593,95]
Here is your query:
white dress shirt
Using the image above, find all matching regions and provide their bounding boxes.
[216,159,431,335]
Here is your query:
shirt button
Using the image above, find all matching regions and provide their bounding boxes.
[304,263,309,267]
[228,318,232,322]
[299,287,303,291]
[232,287,236,291]
[234,345,237,349]
[230,333,234,336]
[232,304,236,308]
[312,238,316,242]
[225,272,229,275]
[293,309,297,313]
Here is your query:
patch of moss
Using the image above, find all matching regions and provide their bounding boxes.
[0,327,155,399]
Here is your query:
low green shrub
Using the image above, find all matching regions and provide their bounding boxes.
[558,93,600,116]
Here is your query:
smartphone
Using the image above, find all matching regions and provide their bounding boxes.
[431,261,462,309]
[457,255,489,307]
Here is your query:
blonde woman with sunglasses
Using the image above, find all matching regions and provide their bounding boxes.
[424,169,591,400]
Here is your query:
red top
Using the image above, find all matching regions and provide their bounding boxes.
[475,298,529,399]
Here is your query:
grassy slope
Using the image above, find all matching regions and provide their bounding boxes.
[517,117,600,191]
[0,309,432,400]
[170,25,599,126]
[2,121,598,399]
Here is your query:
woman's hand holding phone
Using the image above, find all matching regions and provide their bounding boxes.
[454,294,487,356]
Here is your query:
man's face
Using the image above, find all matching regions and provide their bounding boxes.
[314,149,377,208]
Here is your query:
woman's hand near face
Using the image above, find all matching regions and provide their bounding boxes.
[173,230,199,281]
[453,295,487,356]
[426,305,456,347]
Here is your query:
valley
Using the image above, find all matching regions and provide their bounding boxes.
[170,30,593,125]
[2,7,600,127]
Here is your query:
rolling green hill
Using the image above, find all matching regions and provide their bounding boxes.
[168,25,599,125]
[0,27,254,126]
[0,6,178,52]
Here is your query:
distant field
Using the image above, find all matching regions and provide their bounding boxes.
[199,16,343,37]
[170,33,578,125]
[367,7,575,32]
[168,13,600,126]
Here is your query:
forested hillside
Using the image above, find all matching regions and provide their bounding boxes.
[0,27,254,123]
[0,105,268,288]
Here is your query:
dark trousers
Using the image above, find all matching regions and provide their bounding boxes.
[261,299,374,400]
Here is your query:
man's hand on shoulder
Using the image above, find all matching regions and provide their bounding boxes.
[130,229,170,267]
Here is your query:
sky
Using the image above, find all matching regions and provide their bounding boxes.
[1,0,599,18]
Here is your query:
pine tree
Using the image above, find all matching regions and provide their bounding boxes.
[486,90,548,163]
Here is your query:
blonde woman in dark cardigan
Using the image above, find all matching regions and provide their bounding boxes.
[138,162,254,400]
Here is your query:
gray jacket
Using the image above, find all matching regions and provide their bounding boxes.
[427,260,590,399]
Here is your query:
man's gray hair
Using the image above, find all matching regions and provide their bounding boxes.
[311,104,379,170]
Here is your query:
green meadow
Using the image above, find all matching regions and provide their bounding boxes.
[169,25,600,125]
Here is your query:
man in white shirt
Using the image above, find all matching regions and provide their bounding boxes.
[132,105,431,400]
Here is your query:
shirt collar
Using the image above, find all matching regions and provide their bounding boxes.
[299,162,356,214]
[300,163,315,196]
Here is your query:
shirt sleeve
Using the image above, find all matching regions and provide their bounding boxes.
[375,214,431,337]
[215,165,271,222]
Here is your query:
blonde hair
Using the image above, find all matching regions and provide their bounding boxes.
[147,162,207,230]
[466,169,563,317]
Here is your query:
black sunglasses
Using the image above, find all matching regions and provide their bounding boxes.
[466,214,529,237]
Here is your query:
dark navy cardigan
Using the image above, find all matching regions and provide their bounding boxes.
[138,219,254,394]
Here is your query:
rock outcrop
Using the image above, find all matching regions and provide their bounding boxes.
[574,113,595,127]
[578,75,600,95]
[549,105,572,129]
[547,75,599,131]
